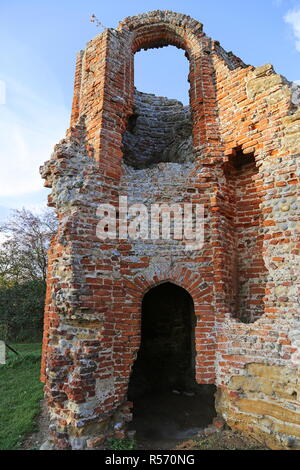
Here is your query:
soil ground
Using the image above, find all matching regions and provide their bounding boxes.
[23,395,267,451]
[129,390,266,450]
[129,389,215,450]
[22,400,49,450]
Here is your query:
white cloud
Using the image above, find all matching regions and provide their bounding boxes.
[0,80,5,105]
[0,76,69,198]
[284,6,300,52]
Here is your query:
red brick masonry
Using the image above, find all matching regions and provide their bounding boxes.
[40,11,300,449]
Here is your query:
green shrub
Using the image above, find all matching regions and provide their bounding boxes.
[0,280,45,342]
[107,437,136,450]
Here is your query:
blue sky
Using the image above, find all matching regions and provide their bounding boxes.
[0,0,299,222]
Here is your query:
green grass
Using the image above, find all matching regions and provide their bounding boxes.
[0,343,44,450]
[107,437,136,450]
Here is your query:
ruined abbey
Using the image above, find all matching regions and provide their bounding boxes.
[40,11,300,449]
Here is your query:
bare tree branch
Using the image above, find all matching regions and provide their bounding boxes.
[0,208,58,283]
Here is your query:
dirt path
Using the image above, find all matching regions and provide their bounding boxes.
[128,390,215,450]
[22,397,267,451]
[22,400,49,450]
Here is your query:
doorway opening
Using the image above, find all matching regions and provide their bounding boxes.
[128,282,216,449]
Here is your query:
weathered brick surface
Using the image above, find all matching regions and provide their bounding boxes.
[122,90,193,168]
[40,11,300,449]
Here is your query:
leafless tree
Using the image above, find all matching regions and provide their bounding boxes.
[0,208,57,283]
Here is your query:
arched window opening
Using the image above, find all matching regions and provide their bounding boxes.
[122,46,193,169]
[134,47,189,105]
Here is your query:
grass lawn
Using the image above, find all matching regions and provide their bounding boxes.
[0,343,44,450]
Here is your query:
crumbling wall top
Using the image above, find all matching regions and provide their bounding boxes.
[115,10,204,54]
[116,10,203,34]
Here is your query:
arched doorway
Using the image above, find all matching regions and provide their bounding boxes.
[128,282,216,448]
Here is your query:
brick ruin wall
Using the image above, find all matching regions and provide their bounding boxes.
[122,90,193,168]
[40,11,300,450]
